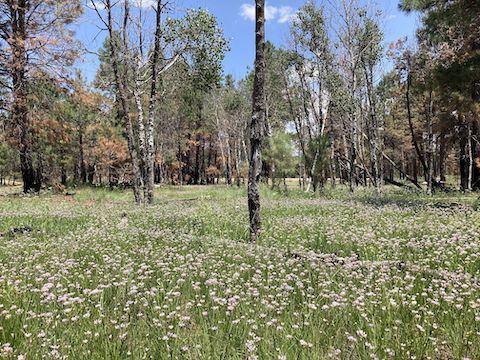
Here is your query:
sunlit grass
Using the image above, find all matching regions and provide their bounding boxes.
[0,184,478,359]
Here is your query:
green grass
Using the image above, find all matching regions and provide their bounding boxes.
[0,184,479,359]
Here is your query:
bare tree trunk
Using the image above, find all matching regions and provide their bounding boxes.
[378,115,385,190]
[130,2,147,195]
[10,1,39,193]
[226,136,233,185]
[194,135,201,185]
[349,70,358,193]
[242,139,249,167]
[248,0,266,241]
[177,141,184,185]
[365,66,381,195]
[341,130,349,184]
[218,134,227,182]
[330,134,336,188]
[79,130,87,183]
[413,157,418,184]
[235,140,242,187]
[406,71,428,183]
[106,0,142,204]
[144,0,164,204]
[133,66,147,193]
[468,122,473,191]
[439,132,446,183]
[426,90,434,195]
[305,147,319,192]
[201,137,207,184]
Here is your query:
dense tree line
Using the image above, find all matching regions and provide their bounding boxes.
[0,0,478,199]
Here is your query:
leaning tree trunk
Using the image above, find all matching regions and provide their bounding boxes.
[248,0,266,241]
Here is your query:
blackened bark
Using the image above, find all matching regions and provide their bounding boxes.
[472,80,480,102]
[88,164,96,184]
[10,0,39,193]
[201,136,206,184]
[248,0,266,241]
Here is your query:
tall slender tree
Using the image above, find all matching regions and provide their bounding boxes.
[248,0,266,240]
[0,0,83,192]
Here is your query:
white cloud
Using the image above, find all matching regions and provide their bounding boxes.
[240,3,297,24]
[239,4,255,21]
[277,6,296,23]
[265,4,279,21]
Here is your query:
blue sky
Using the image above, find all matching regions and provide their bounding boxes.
[78,0,420,83]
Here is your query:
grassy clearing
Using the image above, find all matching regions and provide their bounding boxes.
[0,185,479,359]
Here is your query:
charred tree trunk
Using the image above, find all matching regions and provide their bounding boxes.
[201,137,206,184]
[10,1,39,193]
[248,0,266,241]
[61,165,67,185]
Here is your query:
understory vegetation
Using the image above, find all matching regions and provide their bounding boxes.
[0,185,479,359]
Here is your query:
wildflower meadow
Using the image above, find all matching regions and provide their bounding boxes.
[0,186,479,359]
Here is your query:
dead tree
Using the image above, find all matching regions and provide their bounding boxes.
[248,0,266,240]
